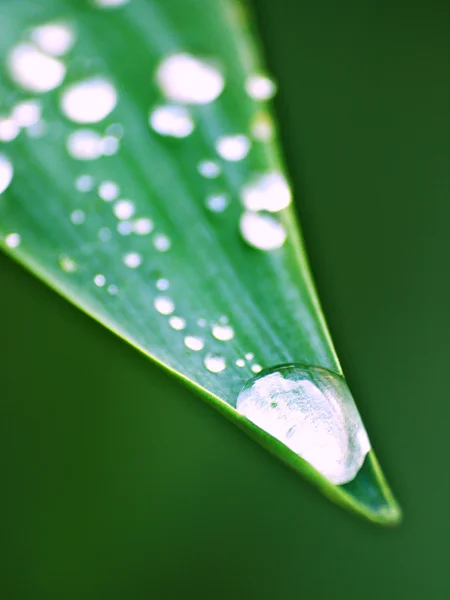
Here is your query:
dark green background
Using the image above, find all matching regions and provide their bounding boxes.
[1,1,449,598]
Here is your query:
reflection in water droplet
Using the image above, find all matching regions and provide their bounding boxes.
[242,172,291,212]
[212,323,234,341]
[157,53,224,104]
[216,134,251,161]
[7,44,66,93]
[0,155,13,194]
[94,274,106,287]
[236,365,371,485]
[5,233,21,248]
[154,295,175,315]
[204,353,226,373]
[123,252,142,268]
[149,105,194,138]
[67,129,104,160]
[12,100,42,128]
[205,193,228,213]
[197,160,221,179]
[245,74,277,101]
[240,211,287,251]
[61,78,117,124]
[184,336,204,351]
[31,23,75,57]
[169,316,186,331]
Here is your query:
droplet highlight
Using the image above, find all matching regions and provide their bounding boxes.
[61,78,117,124]
[239,211,287,251]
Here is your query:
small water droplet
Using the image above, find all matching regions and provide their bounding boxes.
[7,43,66,93]
[133,217,153,235]
[0,155,14,194]
[251,364,263,374]
[154,295,175,315]
[184,336,205,351]
[205,193,229,213]
[153,233,171,252]
[101,135,120,155]
[251,111,274,142]
[0,118,20,142]
[94,0,130,7]
[245,353,254,361]
[236,359,246,367]
[212,323,234,341]
[59,254,77,272]
[245,74,277,101]
[94,273,106,287]
[157,53,224,104]
[4,233,21,248]
[197,318,207,327]
[117,221,133,236]
[70,209,85,225]
[107,284,119,295]
[197,160,221,179]
[75,174,94,192]
[236,364,371,485]
[123,252,142,268]
[31,23,75,57]
[67,129,104,160]
[98,180,119,201]
[61,78,117,124]
[204,353,226,373]
[216,134,251,161]
[149,104,194,138]
[242,172,291,212]
[240,211,287,251]
[113,199,135,220]
[169,316,186,331]
[156,278,169,291]
[12,100,42,128]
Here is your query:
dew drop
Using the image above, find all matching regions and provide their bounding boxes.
[197,160,221,179]
[236,364,371,485]
[7,43,66,93]
[133,218,153,235]
[241,172,291,212]
[94,0,131,7]
[107,284,119,295]
[205,193,228,213]
[184,336,205,351]
[31,23,75,57]
[117,221,133,236]
[98,180,119,201]
[157,53,224,104]
[149,104,194,138]
[67,129,104,160]
[0,155,13,194]
[245,74,277,101]
[153,295,175,315]
[251,364,263,374]
[156,278,169,291]
[197,318,207,327]
[101,135,120,155]
[70,209,85,225]
[0,118,20,142]
[153,233,171,252]
[236,359,246,367]
[204,353,226,373]
[59,254,77,272]
[212,323,234,341]
[251,111,274,142]
[216,134,251,161]
[113,199,135,220]
[169,316,186,331]
[245,353,254,361]
[123,252,142,268]
[61,78,117,124]
[12,101,42,128]
[4,233,21,249]
[239,211,287,251]
[94,273,106,287]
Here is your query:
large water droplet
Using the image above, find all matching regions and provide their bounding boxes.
[7,43,66,93]
[239,211,287,251]
[241,172,291,212]
[31,23,75,57]
[61,78,117,124]
[236,364,371,485]
[149,104,194,138]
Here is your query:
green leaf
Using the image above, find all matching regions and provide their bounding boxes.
[0,0,401,524]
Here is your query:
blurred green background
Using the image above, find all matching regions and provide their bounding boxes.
[1,0,449,598]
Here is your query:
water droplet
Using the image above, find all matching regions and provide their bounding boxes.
[149,104,194,138]
[94,274,106,287]
[0,118,20,142]
[204,353,226,373]
[157,53,224,104]
[197,318,207,327]
[7,43,66,93]
[113,199,135,220]
[31,23,75,57]
[98,180,119,201]
[123,252,142,268]
[0,155,13,194]
[117,221,133,236]
[216,134,251,161]
[205,193,228,213]
[94,0,131,7]
[184,336,204,351]
[241,172,291,212]
[59,254,77,272]
[61,78,117,124]
[169,316,186,331]
[211,323,234,341]
[156,278,169,291]
[67,129,104,160]
[245,74,277,101]
[245,353,254,361]
[70,209,85,225]
[133,217,153,235]
[98,227,112,242]
[251,111,274,142]
[251,364,263,374]
[153,233,171,252]
[4,233,21,248]
[12,100,42,128]
[197,160,221,179]
[107,284,119,295]
[236,359,246,367]
[236,365,371,485]
[153,295,175,315]
[101,135,120,155]
[240,211,287,251]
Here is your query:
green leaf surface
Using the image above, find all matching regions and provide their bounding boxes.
[0,0,400,524]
